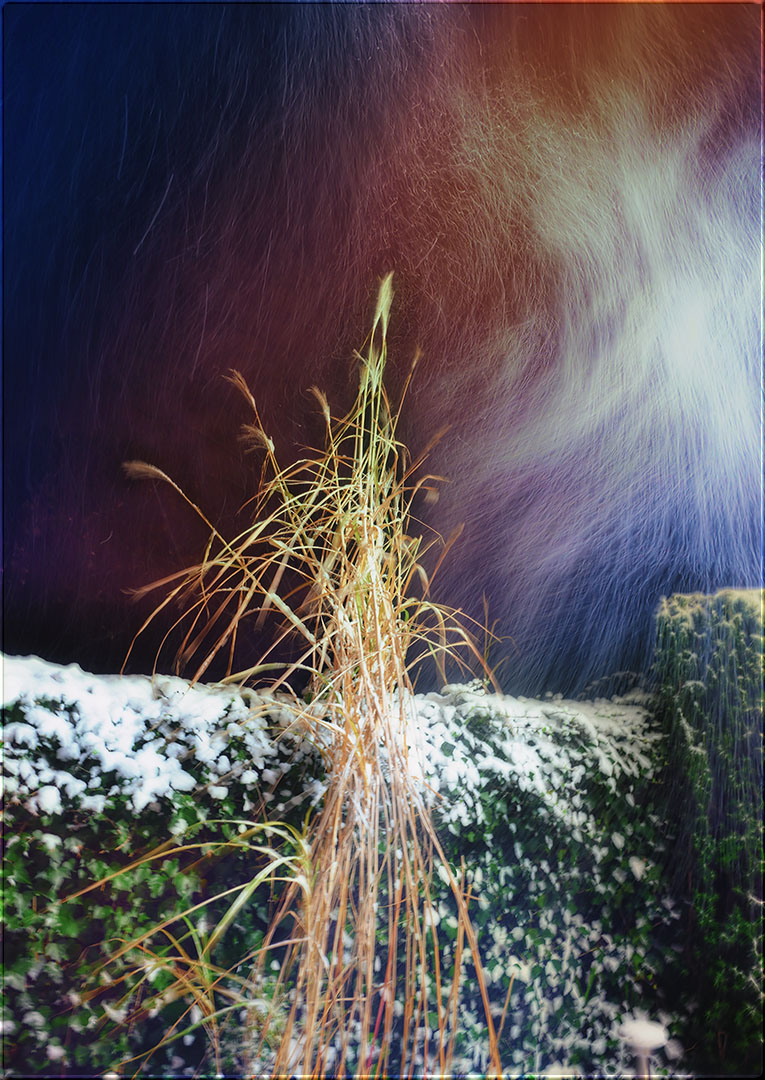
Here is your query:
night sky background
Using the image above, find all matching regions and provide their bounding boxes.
[3,2,761,694]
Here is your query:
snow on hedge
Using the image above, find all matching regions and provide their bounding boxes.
[2,654,688,1077]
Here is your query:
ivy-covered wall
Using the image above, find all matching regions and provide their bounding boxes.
[1,663,323,1076]
[2,657,692,1077]
[3,617,762,1077]
[653,589,763,1075]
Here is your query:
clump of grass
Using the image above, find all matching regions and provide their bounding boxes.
[61,818,311,1077]
[122,273,502,1075]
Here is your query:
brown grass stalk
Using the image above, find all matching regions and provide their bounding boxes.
[122,273,503,1076]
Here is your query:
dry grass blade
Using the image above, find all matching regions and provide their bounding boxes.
[123,272,503,1076]
[62,820,311,1076]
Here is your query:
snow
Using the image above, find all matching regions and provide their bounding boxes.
[26,784,58,814]
[619,1017,669,1050]
[2,652,682,1076]
[1,653,300,816]
[629,856,646,880]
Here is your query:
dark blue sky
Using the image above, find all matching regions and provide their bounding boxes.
[3,3,761,692]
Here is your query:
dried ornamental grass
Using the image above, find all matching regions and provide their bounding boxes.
[122,274,502,1076]
[63,821,312,1077]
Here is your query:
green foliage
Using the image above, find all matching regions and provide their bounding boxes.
[2,669,711,1077]
[2,809,301,1075]
[653,588,763,1075]
[422,697,686,1076]
[6,588,761,1077]
[1,694,316,1077]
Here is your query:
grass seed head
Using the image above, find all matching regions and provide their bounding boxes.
[121,274,503,1076]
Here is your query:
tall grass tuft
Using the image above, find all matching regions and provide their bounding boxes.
[123,273,502,1075]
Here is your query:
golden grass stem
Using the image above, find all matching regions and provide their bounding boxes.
[119,273,503,1076]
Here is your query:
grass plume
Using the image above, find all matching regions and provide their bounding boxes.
[121,273,502,1075]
